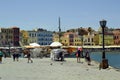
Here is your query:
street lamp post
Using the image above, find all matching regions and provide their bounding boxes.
[100,19,109,69]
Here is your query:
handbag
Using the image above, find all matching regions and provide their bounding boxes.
[76,53,78,57]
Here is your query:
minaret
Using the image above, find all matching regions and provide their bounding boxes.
[58,17,61,42]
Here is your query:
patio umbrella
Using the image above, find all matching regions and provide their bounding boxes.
[29,43,40,47]
[50,42,62,47]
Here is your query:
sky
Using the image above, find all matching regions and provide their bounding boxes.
[0,0,120,31]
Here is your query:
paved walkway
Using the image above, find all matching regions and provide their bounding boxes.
[0,58,120,80]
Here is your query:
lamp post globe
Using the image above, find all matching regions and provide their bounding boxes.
[99,19,109,69]
[100,19,107,59]
[100,19,107,28]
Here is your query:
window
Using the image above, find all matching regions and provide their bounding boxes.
[65,40,66,42]
[69,34,74,38]
[92,38,93,42]
[88,38,90,42]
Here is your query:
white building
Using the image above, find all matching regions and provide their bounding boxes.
[83,32,95,46]
[28,29,53,45]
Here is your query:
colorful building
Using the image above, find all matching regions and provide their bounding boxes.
[28,30,37,44]
[61,32,81,46]
[99,32,114,46]
[20,30,29,46]
[83,32,95,46]
[53,33,59,42]
[37,31,53,45]
[93,32,99,45]
[113,29,120,45]
[27,29,53,46]
[0,27,20,47]
[74,35,82,46]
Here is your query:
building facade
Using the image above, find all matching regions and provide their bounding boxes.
[37,31,53,45]
[113,29,120,45]
[83,32,95,46]
[27,29,53,46]
[53,33,59,42]
[61,32,81,46]
[28,31,37,44]
[99,32,114,46]
[20,30,29,46]
[0,27,20,47]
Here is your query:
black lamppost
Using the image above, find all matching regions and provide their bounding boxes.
[99,19,109,69]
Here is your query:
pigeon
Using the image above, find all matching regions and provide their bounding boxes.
[50,63,53,65]
[60,62,63,65]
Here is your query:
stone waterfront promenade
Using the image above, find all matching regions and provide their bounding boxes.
[0,58,120,80]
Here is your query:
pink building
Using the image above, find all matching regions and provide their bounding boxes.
[113,29,120,45]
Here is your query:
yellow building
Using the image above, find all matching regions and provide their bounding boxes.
[99,33,114,46]
[93,33,99,45]
[20,30,29,46]
[74,36,82,46]
[53,33,59,42]
[27,31,37,44]
[61,36,69,46]
[61,32,81,46]
[83,32,95,46]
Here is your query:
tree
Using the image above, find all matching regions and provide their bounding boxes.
[88,27,92,34]
[78,27,88,36]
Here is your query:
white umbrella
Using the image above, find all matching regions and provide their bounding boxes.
[50,42,62,47]
[29,43,40,47]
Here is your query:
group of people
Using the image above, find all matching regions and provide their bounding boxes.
[0,47,91,65]
[76,47,91,65]
[0,49,33,63]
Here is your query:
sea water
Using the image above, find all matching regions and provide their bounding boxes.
[68,52,120,69]
[91,52,120,69]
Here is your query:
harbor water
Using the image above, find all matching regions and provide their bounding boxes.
[91,52,120,69]
[68,51,120,69]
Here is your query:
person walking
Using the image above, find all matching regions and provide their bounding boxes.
[15,49,20,61]
[76,48,81,63]
[0,50,3,63]
[12,49,19,61]
[59,51,64,61]
[13,53,16,61]
[27,49,33,63]
[85,50,91,65]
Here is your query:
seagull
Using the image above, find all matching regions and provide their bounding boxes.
[50,63,53,65]
[60,62,63,65]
